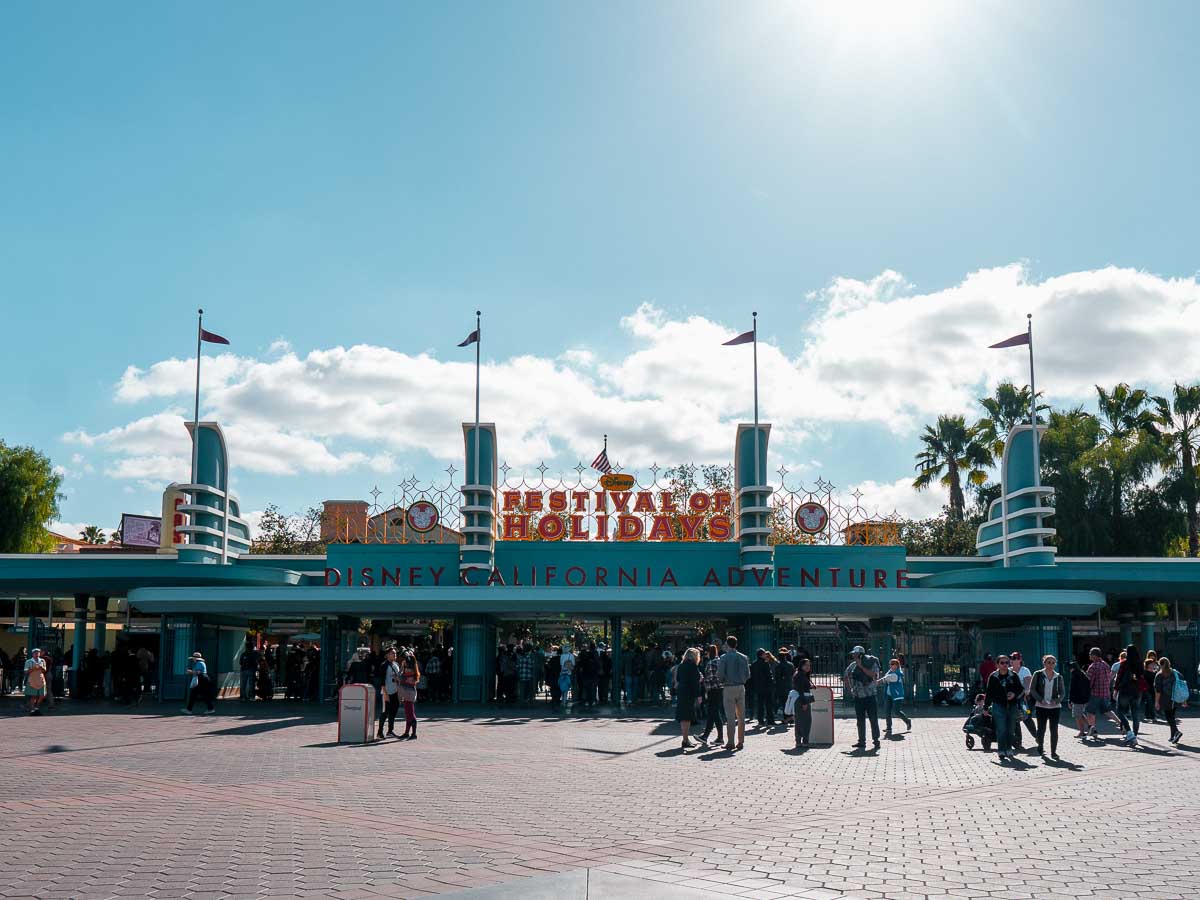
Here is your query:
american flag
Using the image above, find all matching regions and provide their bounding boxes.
[591,447,613,474]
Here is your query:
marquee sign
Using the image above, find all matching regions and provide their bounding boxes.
[499,489,733,542]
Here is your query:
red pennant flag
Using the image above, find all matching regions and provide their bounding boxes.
[988,331,1029,349]
[458,329,479,347]
[723,329,754,346]
[200,328,230,345]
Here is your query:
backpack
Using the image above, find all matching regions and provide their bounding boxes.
[1171,672,1190,705]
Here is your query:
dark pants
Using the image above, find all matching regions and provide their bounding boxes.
[1035,706,1060,754]
[599,675,610,705]
[1143,689,1157,721]
[884,695,910,732]
[1162,702,1180,739]
[403,700,416,725]
[1116,692,1142,734]
[1013,706,1037,747]
[701,688,725,740]
[854,696,880,745]
[794,703,812,745]
[240,669,256,701]
[186,677,213,712]
[380,693,399,734]
[580,678,597,706]
[754,687,775,725]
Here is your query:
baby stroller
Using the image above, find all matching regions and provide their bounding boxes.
[962,707,995,751]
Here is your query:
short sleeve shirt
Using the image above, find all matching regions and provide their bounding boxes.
[1087,660,1112,700]
[25,658,47,689]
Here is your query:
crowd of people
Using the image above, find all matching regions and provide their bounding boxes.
[5,642,158,714]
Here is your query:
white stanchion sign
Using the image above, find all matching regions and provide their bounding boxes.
[808,686,835,746]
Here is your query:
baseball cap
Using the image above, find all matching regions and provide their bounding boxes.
[850,645,866,655]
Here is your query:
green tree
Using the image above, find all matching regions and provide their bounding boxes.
[1039,407,1111,556]
[1153,382,1200,557]
[976,382,1048,459]
[898,506,982,556]
[0,440,63,553]
[1084,384,1163,548]
[912,414,990,521]
[81,525,107,545]
[249,504,325,554]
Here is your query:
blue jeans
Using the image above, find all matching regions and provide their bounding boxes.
[991,703,1016,754]
[624,675,639,704]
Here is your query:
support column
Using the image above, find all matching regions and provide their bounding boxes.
[745,614,775,657]
[1117,610,1134,648]
[453,615,489,702]
[1138,604,1157,654]
[71,594,89,697]
[92,596,111,653]
[609,616,622,707]
[734,423,774,582]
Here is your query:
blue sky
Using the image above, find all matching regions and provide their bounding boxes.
[3,2,1200,537]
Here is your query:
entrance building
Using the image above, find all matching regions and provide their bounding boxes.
[3,418,1200,703]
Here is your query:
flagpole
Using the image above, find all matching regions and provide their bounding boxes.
[474,310,481,486]
[1026,313,1040,490]
[752,311,760,490]
[192,308,203,487]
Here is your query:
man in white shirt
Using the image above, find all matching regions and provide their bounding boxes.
[1010,651,1038,750]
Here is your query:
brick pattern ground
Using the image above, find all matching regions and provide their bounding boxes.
[1,701,1198,899]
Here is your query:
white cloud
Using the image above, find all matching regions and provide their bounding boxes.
[48,521,90,540]
[849,478,948,521]
[67,265,1200,508]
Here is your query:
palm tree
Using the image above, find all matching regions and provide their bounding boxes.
[80,525,107,545]
[976,382,1049,460]
[1088,383,1162,544]
[913,414,991,521]
[1153,383,1200,557]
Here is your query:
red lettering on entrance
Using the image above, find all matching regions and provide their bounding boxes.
[324,568,341,586]
[566,566,586,586]
[572,491,589,511]
[381,568,401,586]
[688,492,711,512]
[537,515,565,541]
[633,491,655,513]
[617,515,643,541]
[502,491,522,511]
[618,567,638,586]
[595,514,609,540]
[708,515,731,541]
[611,491,632,511]
[849,568,864,588]
[545,565,557,585]
[360,567,375,586]
[777,567,790,587]
[896,569,909,588]
[727,566,745,586]
[487,567,506,586]
[800,568,819,587]
[874,569,887,588]
[829,567,840,587]
[678,515,703,541]
[713,491,732,513]
[648,515,674,541]
[595,566,608,586]
[524,491,543,511]
[569,515,588,540]
[703,567,721,586]
[751,568,769,586]
[548,491,567,512]
[503,514,529,540]
[409,566,422,586]
[659,568,678,586]
[660,491,678,512]
[430,566,445,585]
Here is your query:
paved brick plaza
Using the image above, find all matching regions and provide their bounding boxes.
[2,702,1198,899]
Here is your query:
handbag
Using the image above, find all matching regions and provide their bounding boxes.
[798,692,815,706]
[784,690,800,716]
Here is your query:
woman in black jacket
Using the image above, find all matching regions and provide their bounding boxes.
[675,648,703,750]
[750,649,776,728]
[986,655,1025,762]
[792,657,815,748]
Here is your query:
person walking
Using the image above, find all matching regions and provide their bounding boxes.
[1154,656,1187,745]
[1142,650,1160,725]
[844,645,881,750]
[986,654,1024,762]
[238,639,259,702]
[879,658,911,735]
[1029,654,1064,759]
[750,649,777,728]
[1113,643,1145,747]
[1085,647,1124,739]
[557,645,575,709]
[377,647,401,739]
[398,651,420,739]
[515,641,535,705]
[1067,659,1091,739]
[1009,651,1038,751]
[699,644,725,746]
[675,648,703,750]
[23,648,48,715]
[775,650,795,724]
[792,656,815,748]
[717,636,750,751]
[182,651,214,715]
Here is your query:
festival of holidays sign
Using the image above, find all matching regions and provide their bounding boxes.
[499,488,733,541]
